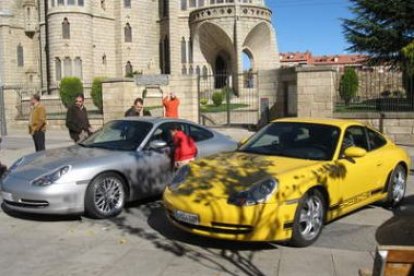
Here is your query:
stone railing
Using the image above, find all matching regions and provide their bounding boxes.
[189,4,272,24]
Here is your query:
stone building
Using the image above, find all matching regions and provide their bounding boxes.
[0,0,280,95]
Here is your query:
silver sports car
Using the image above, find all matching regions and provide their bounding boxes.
[1,117,237,218]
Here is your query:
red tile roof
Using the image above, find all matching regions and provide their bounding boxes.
[280,52,368,66]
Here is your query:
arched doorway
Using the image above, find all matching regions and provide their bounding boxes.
[214,55,229,89]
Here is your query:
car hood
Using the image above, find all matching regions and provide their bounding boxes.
[173,151,321,198]
[9,145,123,180]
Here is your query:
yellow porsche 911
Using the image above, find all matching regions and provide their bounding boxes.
[163,118,410,247]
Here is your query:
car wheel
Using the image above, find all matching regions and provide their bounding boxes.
[85,172,126,219]
[385,165,407,207]
[290,190,326,247]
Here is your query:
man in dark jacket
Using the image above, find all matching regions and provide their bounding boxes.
[125,97,151,117]
[66,94,92,143]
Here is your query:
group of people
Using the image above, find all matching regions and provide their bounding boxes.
[24,91,195,168]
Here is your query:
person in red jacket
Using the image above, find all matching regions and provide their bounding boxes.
[170,124,197,169]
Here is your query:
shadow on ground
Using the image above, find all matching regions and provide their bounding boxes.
[105,199,277,276]
[376,195,414,246]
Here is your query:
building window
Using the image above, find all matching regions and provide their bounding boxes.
[163,36,170,74]
[74,57,83,79]
[124,0,131,8]
[181,37,187,64]
[125,61,133,76]
[100,0,106,10]
[102,54,107,65]
[182,66,187,75]
[181,0,187,10]
[78,0,84,6]
[199,0,205,7]
[57,0,64,6]
[189,66,194,75]
[124,23,132,42]
[189,0,196,8]
[17,44,24,67]
[196,66,201,76]
[68,0,75,5]
[160,0,168,18]
[55,58,62,80]
[202,65,208,79]
[51,0,55,7]
[64,57,72,77]
[62,18,70,39]
[188,39,193,63]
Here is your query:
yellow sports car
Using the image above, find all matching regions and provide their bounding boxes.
[163,118,411,247]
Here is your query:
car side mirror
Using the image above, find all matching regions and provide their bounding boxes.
[344,146,367,158]
[149,140,168,150]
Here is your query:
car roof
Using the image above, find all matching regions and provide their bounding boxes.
[273,117,365,129]
[116,117,203,126]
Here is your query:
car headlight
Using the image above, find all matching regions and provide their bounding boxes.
[31,166,71,187]
[168,165,191,190]
[228,178,278,206]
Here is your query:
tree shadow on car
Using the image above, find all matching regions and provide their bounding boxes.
[105,200,275,276]
[1,203,82,222]
[375,195,414,246]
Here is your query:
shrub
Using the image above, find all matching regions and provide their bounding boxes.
[91,77,106,113]
[339,67,359,105]
[392,90,404,98]
[212,92,224,107]
[59,77,84,108]
[381,90,391,98]
[200,98,208,106]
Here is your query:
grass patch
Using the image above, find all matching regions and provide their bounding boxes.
[201,103,249,113]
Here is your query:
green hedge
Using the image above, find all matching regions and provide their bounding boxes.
[91,77,107,113]
[59,77,84,108]
[212,92,224,106]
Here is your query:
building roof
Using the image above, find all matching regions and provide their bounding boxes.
[280,52,368,66]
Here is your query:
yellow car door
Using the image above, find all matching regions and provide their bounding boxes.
[336,126,382,213]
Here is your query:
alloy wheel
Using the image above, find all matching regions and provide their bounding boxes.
[391,168,406,204]
[94,177,124,215]
[298,195,324,241]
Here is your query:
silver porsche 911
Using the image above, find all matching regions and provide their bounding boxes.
[1,117,237,218]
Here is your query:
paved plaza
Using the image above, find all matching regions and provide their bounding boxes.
[0,129,413,276]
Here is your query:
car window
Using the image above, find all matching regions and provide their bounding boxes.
[188,124,214,142]
[367,128,387,151]
[342,126,369,151]
[150,122,185,145]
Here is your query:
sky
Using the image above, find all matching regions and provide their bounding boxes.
[268,0,353,55]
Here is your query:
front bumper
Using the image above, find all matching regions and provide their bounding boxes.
[1,175,88,215]
[163,187,298,242]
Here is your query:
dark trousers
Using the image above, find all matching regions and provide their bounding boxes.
[32,131,46,152]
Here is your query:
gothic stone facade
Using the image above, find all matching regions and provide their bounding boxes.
[0,0,280,94]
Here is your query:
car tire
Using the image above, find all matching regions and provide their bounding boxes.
[385,164,407,208]
[290,189,326,247]
[84,172,126,219]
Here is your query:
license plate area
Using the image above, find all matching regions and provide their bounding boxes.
[174,210,199,225]
[1,192,13,201]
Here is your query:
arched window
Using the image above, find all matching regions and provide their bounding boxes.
[161,0,168,18]
[125,61,133,76]
[196,66,201,76]
[202,65,208,79]
[78,0,84,6]
[124,23,132,42]
[68,0,75,5]
[188,39,193,63]
[55,58,62,80]
[64,57,72,77]
[17,44,24,67]
[124,0,131,8]
[62,18,70,39]
[181,37,187,64]
[74,57,83,79]
[182,66,187,75]
[181,0,187,10]
[57,0,64,6]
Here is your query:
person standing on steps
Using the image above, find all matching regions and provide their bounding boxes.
[163,92,180,118]
[66,94,93,143]
[125,97,152,117]
[28,94,47,152]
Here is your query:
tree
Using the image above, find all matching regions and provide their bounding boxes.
[59,77,83,108]
[91,77,107,113]
[339,67,359,105]
[342,0,414,66]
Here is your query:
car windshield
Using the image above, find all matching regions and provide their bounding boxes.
[239,122,341,161]
[80,120,153,151]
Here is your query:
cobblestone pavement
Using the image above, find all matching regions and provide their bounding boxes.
[0,129,413,276]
